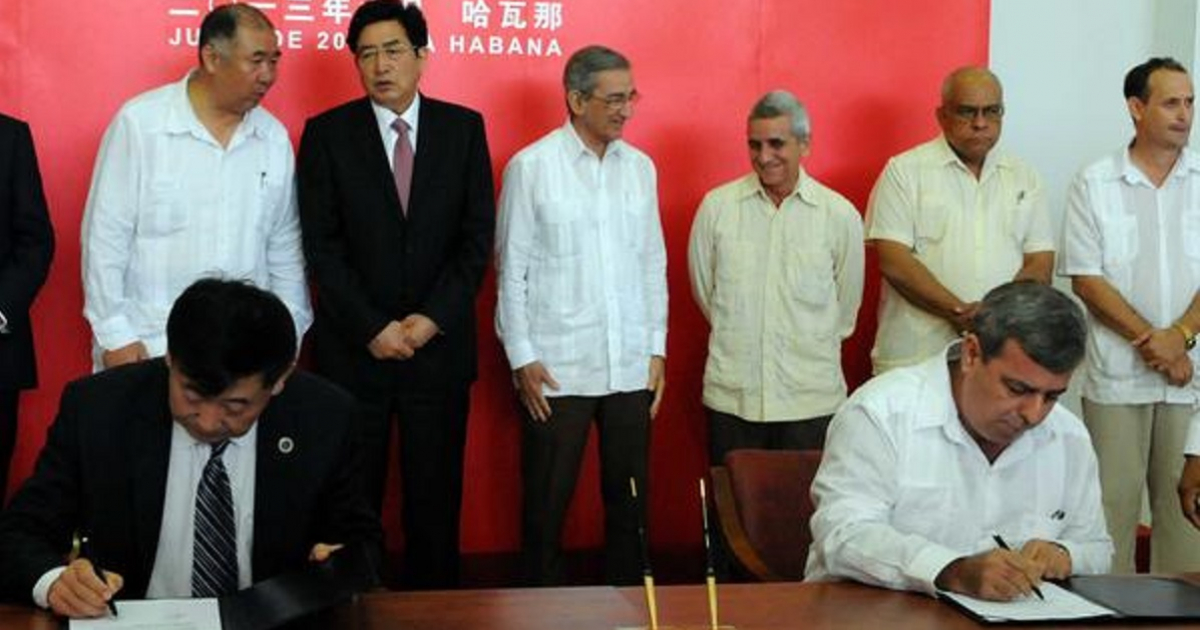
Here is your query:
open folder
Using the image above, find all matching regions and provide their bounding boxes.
[940,575,1200,624]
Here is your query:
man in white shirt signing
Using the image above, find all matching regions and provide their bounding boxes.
[806,281,1112,601]
[495,45,668,586]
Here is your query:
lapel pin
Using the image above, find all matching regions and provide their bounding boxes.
[278,436,295,455]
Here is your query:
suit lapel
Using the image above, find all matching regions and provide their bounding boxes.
[129,369,173,579]
[251,399,295,579]
[350,97,406,219]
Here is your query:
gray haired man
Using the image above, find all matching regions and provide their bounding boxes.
[494,45,668,586]
[688,90,863,465]
[807,281,1112,600]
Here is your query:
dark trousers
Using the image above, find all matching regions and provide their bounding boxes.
[0,389,16,506]
[357,387,470,590]
[521,391,651,586]
[707,407,832,466]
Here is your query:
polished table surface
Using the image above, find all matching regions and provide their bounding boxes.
[6,580,1200,629]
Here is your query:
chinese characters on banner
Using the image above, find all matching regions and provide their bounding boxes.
[164,0,565,57]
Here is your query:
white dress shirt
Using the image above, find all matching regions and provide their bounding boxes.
[81,73,312,370]
[688,171,863,421]
[866,136,1053,372]
[805,343,1113,594]
[32,422,257,606]
[495,121,668,396]
[1059,147,1200,406]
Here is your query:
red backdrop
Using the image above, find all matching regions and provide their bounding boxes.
[0,0,989,557]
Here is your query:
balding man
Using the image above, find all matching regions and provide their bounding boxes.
[81,4,312,373]
[866,67,1054,373]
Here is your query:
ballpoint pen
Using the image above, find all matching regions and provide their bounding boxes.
[80,535,119,617]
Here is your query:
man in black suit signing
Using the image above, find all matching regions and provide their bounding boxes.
[0,278,381,618]
[297,0,494,589]
[0,113,54,505]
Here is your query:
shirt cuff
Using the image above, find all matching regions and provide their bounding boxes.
[92,314,139,351]
[33,566,66,609]
[909,543,962,595]
[503,340,538,371]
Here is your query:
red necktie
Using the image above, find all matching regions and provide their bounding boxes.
[391,118,414,215]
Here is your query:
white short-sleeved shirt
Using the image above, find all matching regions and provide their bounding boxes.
[1059,147,1200,406]
[866,136,1053,372]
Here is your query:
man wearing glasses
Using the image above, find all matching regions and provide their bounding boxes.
[865,67,1054,374]
[296,0,494,589]
[495,45,667,586]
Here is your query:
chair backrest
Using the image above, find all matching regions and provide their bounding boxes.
[721,448,823,580]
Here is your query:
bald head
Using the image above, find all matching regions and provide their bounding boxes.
[936,66,1005,173]
[941,67,1003,105]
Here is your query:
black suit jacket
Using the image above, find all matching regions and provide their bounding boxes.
[0,360,382,603]
[0,114,54,390]
[297,96,494,394]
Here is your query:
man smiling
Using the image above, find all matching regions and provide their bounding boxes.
[688,90,863,463]
[806,281,1112,601]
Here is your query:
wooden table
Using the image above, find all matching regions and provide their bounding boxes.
[5,581,1200,629]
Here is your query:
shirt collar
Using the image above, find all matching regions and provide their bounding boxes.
[561,118,626,160]
[733,169,819,207]
[371,92,421,139]
[1118,144,1200,185]
[934,134,1011,176]
[173,417,259,455]
[164,71,270,142]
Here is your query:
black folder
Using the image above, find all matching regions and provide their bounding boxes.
[1066,575,1200,620]
[218,542,380,630]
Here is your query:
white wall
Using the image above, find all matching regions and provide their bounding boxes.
[990,0,1197,415]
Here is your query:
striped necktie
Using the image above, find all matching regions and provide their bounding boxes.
[193,439,237,597]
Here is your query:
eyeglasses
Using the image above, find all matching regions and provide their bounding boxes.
[356,44,418,66]
[585,90,641,111]
[952,104,1004,122]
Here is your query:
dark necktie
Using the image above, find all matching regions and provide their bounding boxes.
[193,439,237,597]
[392,118,414,214]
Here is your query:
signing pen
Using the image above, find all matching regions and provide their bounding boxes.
[80,536,119,617]
[992,534,1044,601]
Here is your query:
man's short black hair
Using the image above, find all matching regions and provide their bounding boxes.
[348,0,428,53]
[166,278,296,397]
[1124,57,1189,101]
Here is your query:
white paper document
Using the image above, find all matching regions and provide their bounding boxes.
[69,598,221,630]
[940,582,1117,622]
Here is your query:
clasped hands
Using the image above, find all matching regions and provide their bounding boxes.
[1132,327,1193,387]
[47,543,344,618]
[367,314,439,360]
[935,539,1071,601]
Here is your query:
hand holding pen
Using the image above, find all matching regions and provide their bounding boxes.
[46,535,122,619]
[992,535,1045,601]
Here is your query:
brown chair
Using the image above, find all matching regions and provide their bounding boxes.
[710,448,824,581]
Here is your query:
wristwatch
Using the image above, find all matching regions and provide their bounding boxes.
[1176,322,1197,351]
